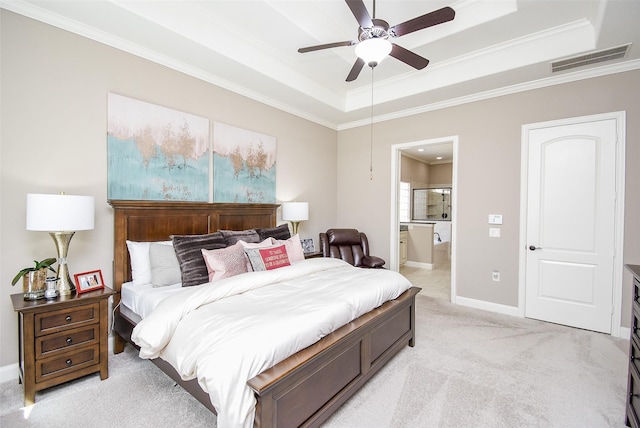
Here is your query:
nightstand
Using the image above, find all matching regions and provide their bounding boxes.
[304,251,323,259]
[11,287,115,406]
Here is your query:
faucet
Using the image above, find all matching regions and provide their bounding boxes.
[434,232,442,242]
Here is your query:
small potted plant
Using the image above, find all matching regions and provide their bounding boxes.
[12,258,57,300]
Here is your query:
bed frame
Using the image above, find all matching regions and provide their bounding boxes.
[109,200,420,428]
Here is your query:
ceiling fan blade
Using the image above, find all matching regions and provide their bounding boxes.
[390,6,455,38]
[345,0,373,28]
[298,41,356,53]
[389,44,429,70]
[346,58,365,82]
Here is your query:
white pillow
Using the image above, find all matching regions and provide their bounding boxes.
[149,242,181,287]
[126,240,172,285]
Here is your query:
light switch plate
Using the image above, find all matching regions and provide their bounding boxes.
[489,227,501,238]
[488,214,503,224]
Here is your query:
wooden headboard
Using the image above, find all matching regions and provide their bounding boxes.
[109,200,279,294]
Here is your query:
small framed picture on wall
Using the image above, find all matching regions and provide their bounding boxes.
[74,270,105,294]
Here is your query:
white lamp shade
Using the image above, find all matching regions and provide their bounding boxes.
[355,38,392,65]
[282,202,309,222]
[27,194,95,231]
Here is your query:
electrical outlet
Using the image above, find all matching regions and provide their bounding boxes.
[492,270,500,281]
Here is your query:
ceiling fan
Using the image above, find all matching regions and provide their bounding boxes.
[298,0,455,82]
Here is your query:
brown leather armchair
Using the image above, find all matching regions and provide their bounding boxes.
[319,229,385,268]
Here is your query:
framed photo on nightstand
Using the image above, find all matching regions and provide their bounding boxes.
[74,270,105,294]
[301,238,315,254]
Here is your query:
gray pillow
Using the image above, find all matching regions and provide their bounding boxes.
[255,224,291,241]
[149,243,181,287]
[172,232,226,287]
[220,229,260,246]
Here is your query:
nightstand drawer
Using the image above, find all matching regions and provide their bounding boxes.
[633,309,640,347]
[35,303,99,336]
[635,278,640,315]
[629,361,640,428]
[35,325,99,360]
[36,345,99,383]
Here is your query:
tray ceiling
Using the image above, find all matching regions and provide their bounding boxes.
[3,0,639,129]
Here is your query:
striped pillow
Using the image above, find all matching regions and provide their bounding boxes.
[171,232,226,287]
[255,224,291,242]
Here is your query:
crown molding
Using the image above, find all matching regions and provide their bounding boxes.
[337,59,640,130]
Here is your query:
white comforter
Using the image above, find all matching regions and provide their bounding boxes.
[131,258,412,428]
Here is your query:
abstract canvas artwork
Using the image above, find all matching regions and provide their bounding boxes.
[107,93,210,201]
[213,122,276,203]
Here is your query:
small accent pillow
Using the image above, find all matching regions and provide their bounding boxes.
[272,234,305,263]
[126,240,172,285]
[244,244,291,271]
[201,242,249,283]
[172,232,226,287]
[255,224,291,241]
[220,229,260,246]
[149,243,181,287]
[238,238,275,271]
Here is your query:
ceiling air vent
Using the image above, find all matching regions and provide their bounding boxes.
[551,44,630,73]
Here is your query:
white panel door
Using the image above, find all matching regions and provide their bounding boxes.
[524,118,617,333]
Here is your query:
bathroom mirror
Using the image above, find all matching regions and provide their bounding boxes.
[412,188,451,221]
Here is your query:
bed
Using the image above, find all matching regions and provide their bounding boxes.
[109,200,421,428]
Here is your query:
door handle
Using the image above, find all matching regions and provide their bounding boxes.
[529,245,542,251]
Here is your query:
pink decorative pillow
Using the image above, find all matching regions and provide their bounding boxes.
[272,234,305,263]
[201,242,249,283]
[244,244,291,271]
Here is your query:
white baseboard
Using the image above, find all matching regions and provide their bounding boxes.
[0,363,19,384]
[404,261,434,270]
[619,327,630,340]
[455,296,520,317]
[455,296,630,338]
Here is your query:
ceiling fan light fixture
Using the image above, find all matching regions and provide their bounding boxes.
[355,38,392,67]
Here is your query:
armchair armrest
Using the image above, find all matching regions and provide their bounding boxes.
[362,255,385,268]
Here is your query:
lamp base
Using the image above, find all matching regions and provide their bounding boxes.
[50,231,76,295]
[290,221,300,235]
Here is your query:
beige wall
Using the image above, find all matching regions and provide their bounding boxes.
[0,11,337,367]
[400,154,429,186]
[338,70,640,322]
[429,163,453,186]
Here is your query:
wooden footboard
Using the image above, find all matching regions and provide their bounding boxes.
[249,286,420,428]
[113,286,420,428]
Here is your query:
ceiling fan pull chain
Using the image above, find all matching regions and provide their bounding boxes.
[370,66,375,181]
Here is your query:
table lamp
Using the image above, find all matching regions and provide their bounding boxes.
[282,202,309,235]
[26,193,95,295]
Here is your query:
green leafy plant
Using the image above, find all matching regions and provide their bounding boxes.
[12,258,57,286]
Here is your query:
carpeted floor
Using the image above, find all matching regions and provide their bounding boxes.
[0,295,629,427]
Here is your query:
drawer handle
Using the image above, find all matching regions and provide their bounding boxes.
[66,337,72,344]
[65,316,72,322]
[66,359,72,366]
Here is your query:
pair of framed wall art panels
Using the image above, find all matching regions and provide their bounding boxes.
[107,93,276,203]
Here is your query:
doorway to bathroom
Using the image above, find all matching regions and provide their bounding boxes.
[390,136,458,303]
